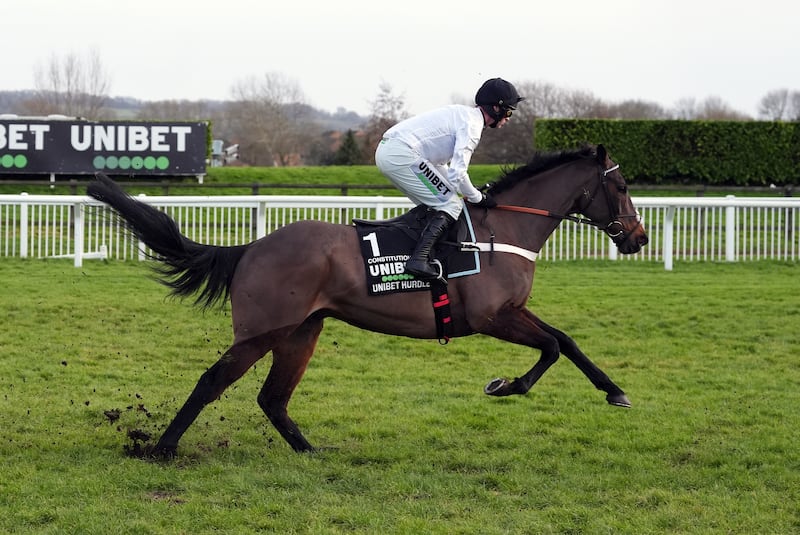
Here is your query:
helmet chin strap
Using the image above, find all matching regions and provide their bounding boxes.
[480,105,502,128]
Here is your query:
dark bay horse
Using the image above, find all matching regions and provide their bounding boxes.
[87,143,648,456]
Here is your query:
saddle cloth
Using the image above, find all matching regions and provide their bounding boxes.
[354,204,480,296]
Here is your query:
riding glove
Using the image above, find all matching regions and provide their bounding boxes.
[471,193,497,209]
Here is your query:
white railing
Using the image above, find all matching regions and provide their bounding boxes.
[1,194,798,270]
[633,196,799,269]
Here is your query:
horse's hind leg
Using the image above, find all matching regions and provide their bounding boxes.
[152,335,274,457]
[537,320,630,407]
[257,315,324,453]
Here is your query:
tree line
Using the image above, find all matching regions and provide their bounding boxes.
[2,50,799,168]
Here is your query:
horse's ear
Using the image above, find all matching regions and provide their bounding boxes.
[596,144,607,163]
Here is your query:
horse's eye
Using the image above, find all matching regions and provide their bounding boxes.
[617,185,628,193]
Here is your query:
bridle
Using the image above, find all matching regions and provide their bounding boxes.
[493,163,643,245]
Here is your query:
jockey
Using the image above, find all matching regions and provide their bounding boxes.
[375,77,524,281]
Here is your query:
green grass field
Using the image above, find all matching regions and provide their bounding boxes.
[0,258,798,534]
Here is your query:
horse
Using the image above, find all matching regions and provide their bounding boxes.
[87,143,648,456]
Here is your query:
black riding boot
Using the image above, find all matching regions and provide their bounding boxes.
[405,211,455,281]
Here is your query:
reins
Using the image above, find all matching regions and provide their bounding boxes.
[494,204,601,228]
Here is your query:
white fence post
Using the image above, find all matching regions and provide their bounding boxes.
[136,193,147,260]
[725,195,737,262]
[375,197,387,221]
[19,192,29,259]
[608,242,618,261]
[663,206,676,271]
[256,200,267,239]
[73,201,84,267]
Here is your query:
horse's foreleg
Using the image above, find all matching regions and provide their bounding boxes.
[257,316,324,453]
[479,305,629,406]
[478,305,561,397]
[151,335,274,457]
[537,321,630,407]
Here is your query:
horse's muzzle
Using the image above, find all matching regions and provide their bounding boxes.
[618,232,648,254]
[608,215,648,254]
[617,231,650,254]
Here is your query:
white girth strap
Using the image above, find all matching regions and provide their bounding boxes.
[460,241,539,262]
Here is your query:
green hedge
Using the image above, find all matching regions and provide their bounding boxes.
[534,119,800,186]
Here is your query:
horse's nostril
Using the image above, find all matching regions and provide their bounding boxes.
[639,235,649,246]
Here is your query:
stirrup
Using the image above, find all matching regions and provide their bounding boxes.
[431,259,447,285]
[405,258,447,285]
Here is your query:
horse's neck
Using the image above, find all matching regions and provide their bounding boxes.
[495,166,592,252]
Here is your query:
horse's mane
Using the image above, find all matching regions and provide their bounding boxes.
[485,144,596,196]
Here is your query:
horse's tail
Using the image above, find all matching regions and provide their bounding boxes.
[87,172,248,309]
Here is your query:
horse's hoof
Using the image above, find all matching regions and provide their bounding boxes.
[123,442,175,460]
[606,393,631,408]
[484,378,510,396]
[152,446,178,459]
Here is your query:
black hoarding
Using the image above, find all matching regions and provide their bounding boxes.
[0,118,208,176]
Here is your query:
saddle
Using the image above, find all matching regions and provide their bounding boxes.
[353,204,482,344]
[353,204,480,295]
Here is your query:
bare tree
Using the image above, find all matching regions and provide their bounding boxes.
[26,48,112,118]
[698,96,751,120]
[360,82,410,164]
[673,96,751,120]
[561,88,605,118]
[225,72,315,166]
[758,89,789,120]
[758,89,800,121]
[517,81,567,119]
[790,92,800,121]
[672,97,698,120]
[606,99,670,119]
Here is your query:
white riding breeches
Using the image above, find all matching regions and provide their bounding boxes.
[375,137,464,220]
